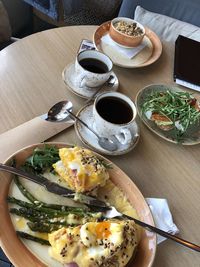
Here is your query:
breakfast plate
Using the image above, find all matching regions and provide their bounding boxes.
[75,104,140,155]
[93,21,162,68]
[0,142,156,267]
[136,84,200,145]
[62,63,119,99]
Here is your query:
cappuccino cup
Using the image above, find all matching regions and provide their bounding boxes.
[74,50,113,88]
[93,92,137,145]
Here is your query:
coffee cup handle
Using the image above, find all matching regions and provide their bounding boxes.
[79,75,87,88]
[115,128,132,145]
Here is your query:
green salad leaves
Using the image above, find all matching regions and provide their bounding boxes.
[22,145,60,174]
[142,90,200,141]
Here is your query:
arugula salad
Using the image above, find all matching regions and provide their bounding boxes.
[141,90,200,142]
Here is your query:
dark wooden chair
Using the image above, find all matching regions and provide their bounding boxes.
[0,1,19,50]
[24,0,122,27]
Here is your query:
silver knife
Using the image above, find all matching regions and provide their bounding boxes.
[0,163,110,209]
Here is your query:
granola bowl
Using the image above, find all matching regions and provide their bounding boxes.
[109,17,145,48]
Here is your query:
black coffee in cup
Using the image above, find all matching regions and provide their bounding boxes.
[96,96,133,124]
[79,58,109,74]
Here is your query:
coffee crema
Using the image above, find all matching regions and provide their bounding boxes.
[79,58,109,74]
[96,96,133,124]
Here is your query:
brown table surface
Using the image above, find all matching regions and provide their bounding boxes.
[0,25,200,267]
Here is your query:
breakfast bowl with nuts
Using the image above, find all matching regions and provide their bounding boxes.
[109,17,145,48]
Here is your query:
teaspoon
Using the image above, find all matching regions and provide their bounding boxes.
[46,101,118,151]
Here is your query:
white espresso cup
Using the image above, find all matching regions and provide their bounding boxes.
[74,50,113,88]
[93,92,137,145]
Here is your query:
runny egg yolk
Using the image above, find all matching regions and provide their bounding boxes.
[49,220,138,267]
[95,221,111,239]
[80,221,124,250]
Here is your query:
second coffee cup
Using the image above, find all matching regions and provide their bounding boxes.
[74,50,113,88]
[93,92,137,146]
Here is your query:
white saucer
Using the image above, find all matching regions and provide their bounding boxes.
[62,63,119,99]
[74,103,140,156]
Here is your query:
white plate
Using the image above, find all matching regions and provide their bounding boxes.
[74,103,140,155]
[62,63,119,99]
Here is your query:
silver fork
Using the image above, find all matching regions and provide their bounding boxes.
[104,206,200,252]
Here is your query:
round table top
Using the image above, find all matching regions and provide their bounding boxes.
[0,25,200,267]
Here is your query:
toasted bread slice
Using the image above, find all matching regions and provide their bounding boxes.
[151,113,173,131]
[194,101,200,112]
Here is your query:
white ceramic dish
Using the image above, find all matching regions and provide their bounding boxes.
[74,104,140,155]
[62,63,119,99]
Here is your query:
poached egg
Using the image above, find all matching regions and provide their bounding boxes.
[48,220,138,267]
[53,147,109,193]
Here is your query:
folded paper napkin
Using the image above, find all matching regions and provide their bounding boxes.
[0,116,73,163]
[146,198,179,244]
[101,33,146,59]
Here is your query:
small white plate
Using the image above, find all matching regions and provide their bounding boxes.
[74,103,140,155]
[62,63,119,99]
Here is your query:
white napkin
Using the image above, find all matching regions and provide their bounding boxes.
[101,33,146,59]
[145,198,179,244]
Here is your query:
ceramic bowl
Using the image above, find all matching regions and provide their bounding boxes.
[109,17,145,47]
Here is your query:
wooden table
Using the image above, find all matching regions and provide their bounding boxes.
[0,26,199,267]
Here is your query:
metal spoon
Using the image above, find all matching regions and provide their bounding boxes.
[46,101,73,122]
[46,101,118,151]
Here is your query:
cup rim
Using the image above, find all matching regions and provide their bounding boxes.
[77,50,113,74]
[94,91,137,126]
